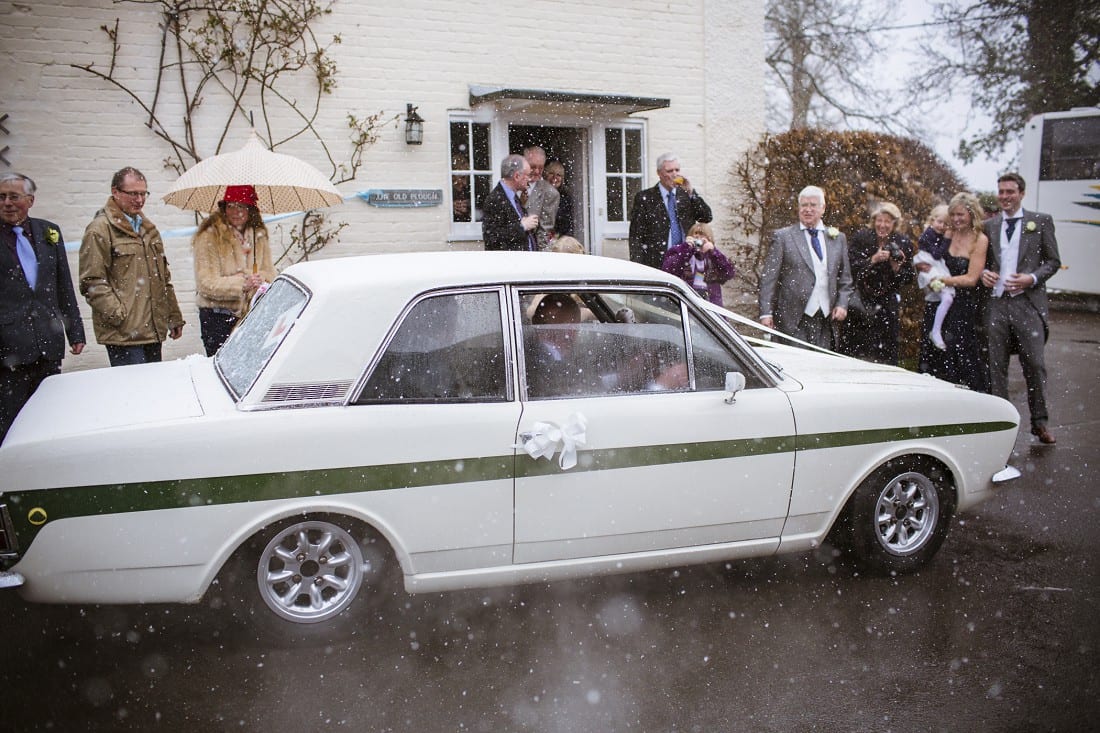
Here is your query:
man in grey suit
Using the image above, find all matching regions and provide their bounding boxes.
[980,172,1061,445]
[523,146,560,250]
[758,185,853,349]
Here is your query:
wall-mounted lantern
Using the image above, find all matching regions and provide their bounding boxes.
[405,104,424,145]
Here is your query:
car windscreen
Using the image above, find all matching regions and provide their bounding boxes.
[215,279,309,399]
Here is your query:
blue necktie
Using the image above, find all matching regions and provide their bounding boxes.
[809,228,823,260]
[667,191,683,248]
[1005,217,1019,241]
[12,225,37,290]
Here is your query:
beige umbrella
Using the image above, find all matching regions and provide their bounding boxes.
[162,131,343,214]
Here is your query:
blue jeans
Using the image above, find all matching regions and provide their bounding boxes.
[106,343,163,367]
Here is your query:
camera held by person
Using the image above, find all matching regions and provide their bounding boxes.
[886,241,906,262]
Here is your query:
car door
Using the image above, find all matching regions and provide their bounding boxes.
[352,287,522,575]
[512,288,797,564]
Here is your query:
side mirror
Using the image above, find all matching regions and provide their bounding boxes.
[724,371,746,404]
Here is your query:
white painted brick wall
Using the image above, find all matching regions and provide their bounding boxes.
[2,0,764,370]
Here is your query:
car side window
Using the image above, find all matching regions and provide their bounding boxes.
[356,291,507,403]
[687,310,762,390]
[521,290,690,399]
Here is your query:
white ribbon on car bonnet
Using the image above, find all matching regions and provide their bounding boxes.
[514,412,588,470]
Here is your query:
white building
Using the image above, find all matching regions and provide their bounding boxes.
[2,0,765,367]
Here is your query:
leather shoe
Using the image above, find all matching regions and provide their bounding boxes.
[1031,426,1056,445]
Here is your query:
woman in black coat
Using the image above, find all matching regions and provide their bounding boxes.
[841,202,915,365]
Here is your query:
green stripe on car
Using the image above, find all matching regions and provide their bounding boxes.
[2,420,1015,550]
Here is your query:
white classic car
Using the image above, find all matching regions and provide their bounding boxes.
[0,252,1020,629]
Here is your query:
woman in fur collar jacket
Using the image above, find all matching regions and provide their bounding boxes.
[192,185,279,356]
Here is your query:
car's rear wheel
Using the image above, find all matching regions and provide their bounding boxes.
[842,459,955,574]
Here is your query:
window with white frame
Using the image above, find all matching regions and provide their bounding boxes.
[450,120,493,238]
[604,127,644,223]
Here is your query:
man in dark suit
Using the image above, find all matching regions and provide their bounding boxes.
[482,154,539,251]
[980,173,1061,444]
[628,153,712,269]
[0,173,85,443]
[758,185,853,349]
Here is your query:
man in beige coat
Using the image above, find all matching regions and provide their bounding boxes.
[79,167,185,366]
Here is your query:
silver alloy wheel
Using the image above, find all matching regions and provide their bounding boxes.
[873,471,940,556]
[256,520,366,623]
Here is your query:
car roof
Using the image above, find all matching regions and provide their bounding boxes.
[235,251,692,406]
[282,251,683,294]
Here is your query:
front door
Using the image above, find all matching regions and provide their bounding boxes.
[511,288,797,564]
[509,124,589,247]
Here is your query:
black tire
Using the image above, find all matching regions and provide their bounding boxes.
[840,458,955,575]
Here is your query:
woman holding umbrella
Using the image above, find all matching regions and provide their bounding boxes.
[192,185,278,356]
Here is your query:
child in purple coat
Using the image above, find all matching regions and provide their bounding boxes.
[660,222,735,305]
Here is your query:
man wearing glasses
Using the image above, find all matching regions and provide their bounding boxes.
[79,167,185,366]
[0,173,85,443]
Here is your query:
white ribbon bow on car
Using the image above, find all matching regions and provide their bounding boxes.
[515,412,588,470]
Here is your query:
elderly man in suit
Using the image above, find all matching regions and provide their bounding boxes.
[0,173,85,443]
[980,172,1061,445]
[523,146,560,250]
[628,153,713,269]
[758,185,853,349]
[482,154,539,251]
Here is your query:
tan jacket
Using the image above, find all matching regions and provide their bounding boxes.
[192,213,278,317]
[78,197,185,346]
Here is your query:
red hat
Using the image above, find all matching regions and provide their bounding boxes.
[223,185,258,206]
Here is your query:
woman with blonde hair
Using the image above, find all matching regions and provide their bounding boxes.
[918,192,989,391]
[192,185,279,356]
[660,221,735,305]
[841,201,914,364]
[548,235,584,254]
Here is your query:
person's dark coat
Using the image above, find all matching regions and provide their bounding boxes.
[848,228,915,305]
[628,185,712,269]
[0,217,85,369]
[482,183,532,252]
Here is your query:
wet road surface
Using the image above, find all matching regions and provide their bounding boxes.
[2,309,1097,732]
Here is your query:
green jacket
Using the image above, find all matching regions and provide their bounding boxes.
[78,197,185,346]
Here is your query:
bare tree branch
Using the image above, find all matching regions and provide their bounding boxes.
[765,0,916,135]
[910,0,1100,162]
[70,0,396,262]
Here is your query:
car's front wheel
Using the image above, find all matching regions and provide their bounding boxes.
[254,518,367,624]
[841,459,955,574]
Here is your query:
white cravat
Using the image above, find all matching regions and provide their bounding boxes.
[802,225,830,316]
